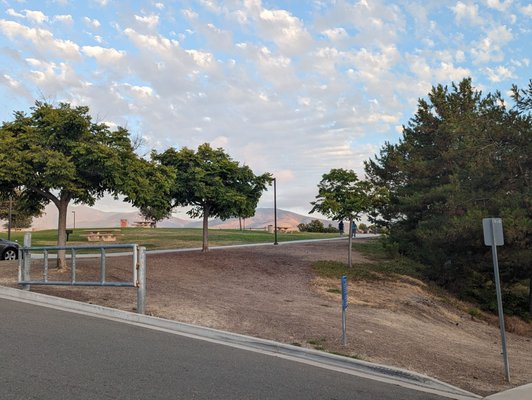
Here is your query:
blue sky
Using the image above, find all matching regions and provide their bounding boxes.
[0,0,530,217]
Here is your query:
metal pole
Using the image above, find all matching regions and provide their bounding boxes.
[7,194,12,241]
[491,219,510,383]
[341,275,347,346]
[273,177,278,245]
[348,218,353,268]
[72,211,76,230]
[22,233,31,291]
[137,246,146,314]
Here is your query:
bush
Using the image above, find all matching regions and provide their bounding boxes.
[298,219,338,233]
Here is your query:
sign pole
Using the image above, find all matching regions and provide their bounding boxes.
[490,219,510,383]
[341,275,347,346]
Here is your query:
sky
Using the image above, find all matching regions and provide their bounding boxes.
[0,0,530,218]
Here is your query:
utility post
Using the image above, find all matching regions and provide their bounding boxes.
[273,177,278,245]
[7,194,12,241]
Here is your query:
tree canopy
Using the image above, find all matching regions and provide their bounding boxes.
[0,190,40,231]
[154,143,272,251]
[0,101,173,267]
[365,78,532,314]
[310,168,377,267]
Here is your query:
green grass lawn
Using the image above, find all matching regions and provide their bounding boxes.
[2,227,340,249]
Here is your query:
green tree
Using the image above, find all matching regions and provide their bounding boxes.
[138,205,173,228]
[365,79,532,314]
[310,169,376,267]
[0,190,41,231]
[154,143,272,252]
[0,102,173,268]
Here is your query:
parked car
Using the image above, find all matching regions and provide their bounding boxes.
[0,238,19,260]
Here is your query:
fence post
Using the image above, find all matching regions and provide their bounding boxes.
[136,246,146,314]
[22,233,32,291]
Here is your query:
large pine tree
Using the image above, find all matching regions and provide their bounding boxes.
[365,78,532,314]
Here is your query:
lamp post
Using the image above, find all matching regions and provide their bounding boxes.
[72,211,76,230]
[274,177,278,245]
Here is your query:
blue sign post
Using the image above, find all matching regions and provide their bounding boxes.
[341,275,348,346]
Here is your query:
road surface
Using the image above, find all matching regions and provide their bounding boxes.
[0,298,451,399]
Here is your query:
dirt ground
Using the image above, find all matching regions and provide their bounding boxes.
[1,240,531,396]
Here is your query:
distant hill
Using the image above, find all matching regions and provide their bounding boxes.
[25,205,334,232]
[29,204,190,230]
[189,208,334,231]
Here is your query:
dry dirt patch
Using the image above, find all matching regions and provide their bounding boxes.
[0,240,530,396]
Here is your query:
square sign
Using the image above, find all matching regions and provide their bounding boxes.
[483,218,504,246]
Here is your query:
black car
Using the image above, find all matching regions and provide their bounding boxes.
[0,238,19,260]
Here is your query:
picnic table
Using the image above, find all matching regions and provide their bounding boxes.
[81,229,122,242]
[134,221,156,228]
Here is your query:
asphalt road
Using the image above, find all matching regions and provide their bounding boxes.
[0,298,450,400]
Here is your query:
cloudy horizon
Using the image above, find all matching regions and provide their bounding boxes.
[0,0,530,217]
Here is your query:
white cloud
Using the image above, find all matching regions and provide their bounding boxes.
[451,1,483,25]
[23,10,48,24]
[82,45,126,64]
[434,62,470,82]
[7,9,49,24]
[321,27,348,41]
[123,28,180,54]
[486,0,512,12]
[53,15,73,25]
[471,25,513,63]
[124,83,157,99]
[0,19,80,59]
[6,9,24,19]
[521,4,532,16]
[84,16,101,29]
[484,65,514,81]
[134,14,159,29]
[200,0,222,14]
[182,9,198,20]
[257,8,313,55]
[185,49,215,68]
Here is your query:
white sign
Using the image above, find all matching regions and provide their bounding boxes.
[483,218,504,246]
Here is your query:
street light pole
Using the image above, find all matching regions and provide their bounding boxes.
[274,177,278,245]
[72,211,76,230]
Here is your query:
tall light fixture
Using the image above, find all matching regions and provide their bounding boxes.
[274,177,278,245]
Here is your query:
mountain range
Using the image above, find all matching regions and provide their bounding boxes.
[26,204,335,231]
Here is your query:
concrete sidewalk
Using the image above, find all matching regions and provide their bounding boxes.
[483,383,532,399]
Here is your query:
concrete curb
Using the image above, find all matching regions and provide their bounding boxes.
[482,383,532,399]
[0,285,480,400]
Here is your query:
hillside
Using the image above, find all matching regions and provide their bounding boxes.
[22,204,334,231]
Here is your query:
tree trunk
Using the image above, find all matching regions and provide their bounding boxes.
[348,218,353,268]
[202,205,210,252]
[56,197,70,269]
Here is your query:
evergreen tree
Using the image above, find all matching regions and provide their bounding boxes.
[365,78,531,314]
